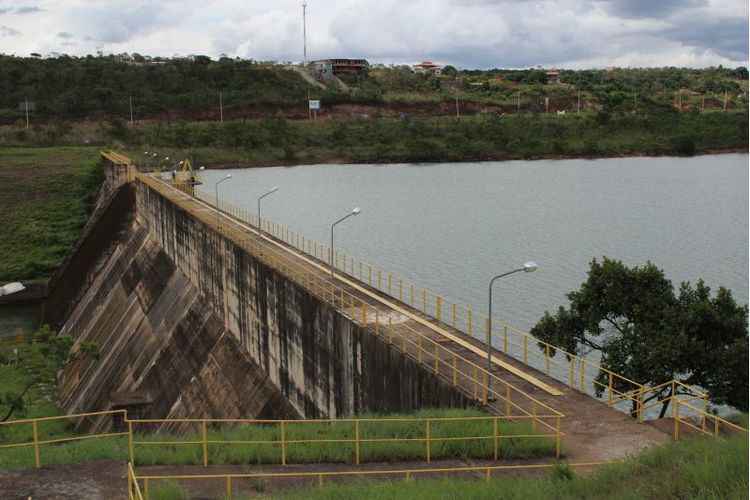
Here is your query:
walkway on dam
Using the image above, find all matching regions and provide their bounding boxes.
[139,173,670,463]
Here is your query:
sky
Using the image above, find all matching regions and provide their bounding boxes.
[0,0,748,69]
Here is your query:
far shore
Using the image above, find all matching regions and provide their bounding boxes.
[201,147,748,170]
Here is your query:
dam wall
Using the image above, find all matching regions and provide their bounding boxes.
[135,178,471,418]
[54,159,470,424]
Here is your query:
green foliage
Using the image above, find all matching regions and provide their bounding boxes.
[0,325,97,422]
[0,408,555,469]
[530,258,749,414]
[274,431,748,500]
[0,147,103,282]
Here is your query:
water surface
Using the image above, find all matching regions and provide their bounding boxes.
[204,154,748,332]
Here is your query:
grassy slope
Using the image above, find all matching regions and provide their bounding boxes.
[112,110,748,167]
[0,146,102,282]
[0,407,555,469]
[269,433,749,500]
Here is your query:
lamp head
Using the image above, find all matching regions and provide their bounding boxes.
[225,174,232,179]
[270,186,279,193]
[523,261,538,273]
[199,166,206,170]
[352,207,361,215]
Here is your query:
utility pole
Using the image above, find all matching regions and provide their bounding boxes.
[455,95,460,118]
[544,97,549,113]
[307,89,311,120]
[302,1,308,65]
[129,96,134,125]
[723,91,728,111]
[219,90,224,122]
[24,97,29,129]
[701,94,705,112]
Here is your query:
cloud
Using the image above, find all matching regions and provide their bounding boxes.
[597,0,707,19]
[0,25,21,37]
[14,6,45,14]
[0,0,746,68]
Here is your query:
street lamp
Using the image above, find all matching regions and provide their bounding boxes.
[486,261,538,398]
[330,207,361,278]
[257,186,279,236]
[214,174,232,227]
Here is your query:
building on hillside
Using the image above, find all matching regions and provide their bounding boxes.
[546,69,561,84]
[413,61,442,75]
[311,59,369,80]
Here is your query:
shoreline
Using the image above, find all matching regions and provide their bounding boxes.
[203,147,748,170]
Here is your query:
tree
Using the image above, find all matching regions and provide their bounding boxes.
[442,65,458,77]
[0,326,98,422]
[530,257,748,417]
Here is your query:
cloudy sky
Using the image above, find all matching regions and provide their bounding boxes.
[0,0,747,68]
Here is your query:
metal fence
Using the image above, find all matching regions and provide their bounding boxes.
[140,173,565,432]
[184,178,652,420]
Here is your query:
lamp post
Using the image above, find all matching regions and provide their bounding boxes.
[330,207,361,278]
[257,186,279,236]
[214,174,232,228]
[487,261,538,398]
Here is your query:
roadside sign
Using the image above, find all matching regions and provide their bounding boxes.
[309,100,320,110]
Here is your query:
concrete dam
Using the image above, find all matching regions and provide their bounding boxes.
[50,155,472,427]
[45,152,689,463]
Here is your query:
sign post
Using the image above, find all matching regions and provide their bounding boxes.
[309,99,320,120]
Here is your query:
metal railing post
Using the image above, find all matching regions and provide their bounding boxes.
[503,326,508,353]
[608,373,613,404]
[523,336,528,364]
[436,296,442,321]
[425,419,431,463]
[226,476,232,499]
[128,421,134,464]
[32,420,40,468]
[555,416,561,458]
[354,420,360,465]
[452,355,457,386]
[505,385,511,416]
[545,345,550,374]
[280,421,287,465]
[201,420,208,467]
[493,416,499,461]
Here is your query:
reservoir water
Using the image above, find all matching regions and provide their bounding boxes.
[203,154,748,333]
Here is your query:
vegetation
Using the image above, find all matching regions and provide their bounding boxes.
[143,428,749,500]
[531,257,749,415]
[0,327,97,422]
[0,55,746,125]
[2,110,747,167]
[0,408,555,469]
[0,146,103,282]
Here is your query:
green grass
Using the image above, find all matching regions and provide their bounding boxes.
[259,431,748,500]
[0,408,556,469]
[0,146,103,282]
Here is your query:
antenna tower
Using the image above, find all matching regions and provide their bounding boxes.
[302,2,308,65]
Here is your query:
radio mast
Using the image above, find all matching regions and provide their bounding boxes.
[302,2,308,65]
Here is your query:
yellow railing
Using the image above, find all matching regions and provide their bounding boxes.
[128,414,561,466]
[128,462,145,500]
[138,174,565,431]
[0,410,128,468]
[0,410,560,470]
[184,179,643,416]
[131,461,610,499]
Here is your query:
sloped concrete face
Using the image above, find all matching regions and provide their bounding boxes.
[56,205,298,428]
[137,182,471,418]
[55,176,470,425]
